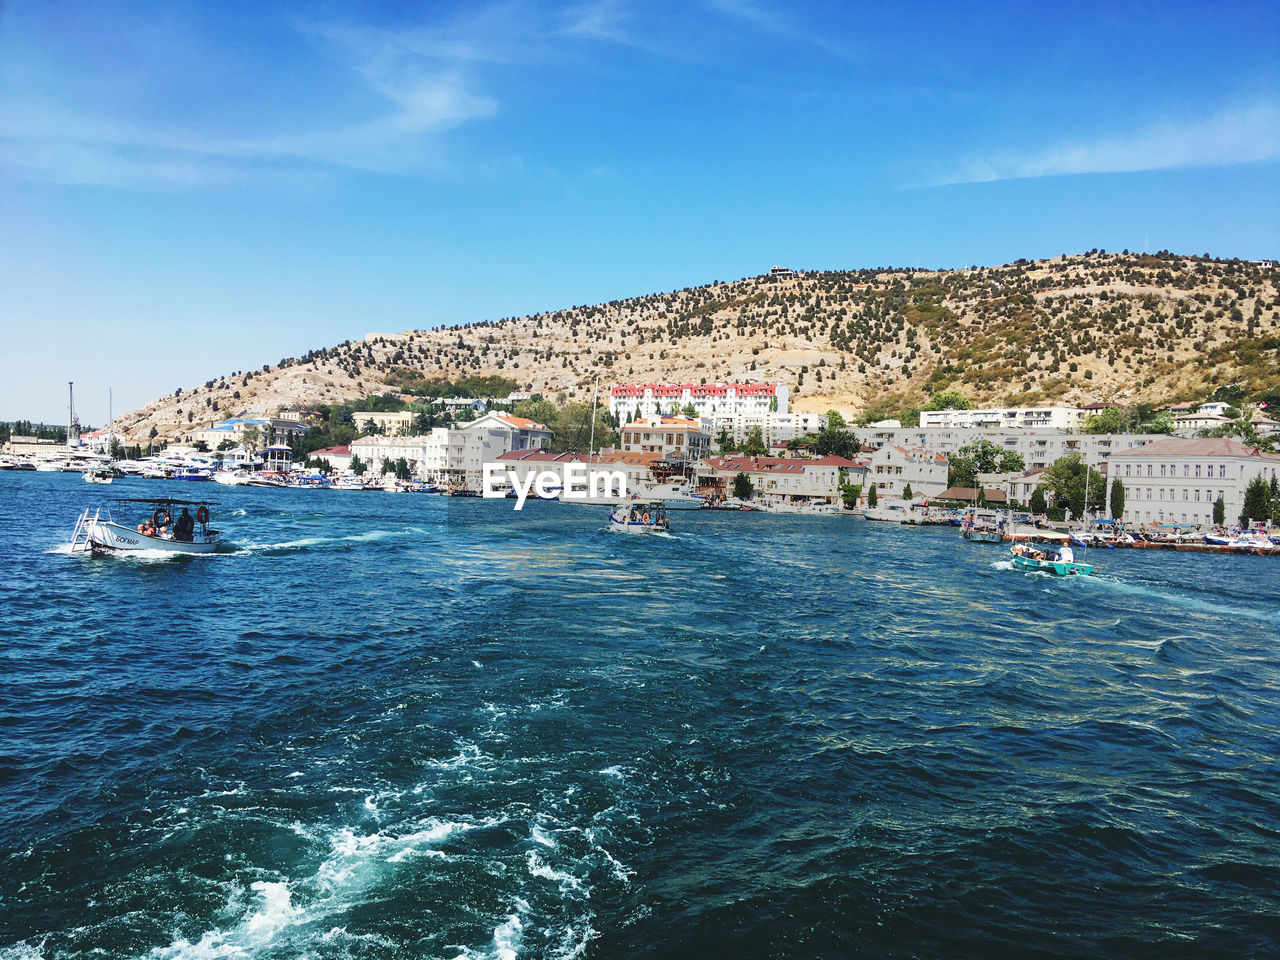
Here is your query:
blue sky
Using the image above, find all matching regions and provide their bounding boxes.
[2,0,1277,423]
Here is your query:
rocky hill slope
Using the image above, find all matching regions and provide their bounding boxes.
[117,251,1279,442]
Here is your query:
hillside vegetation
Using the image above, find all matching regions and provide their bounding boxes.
[116,251,1280,442]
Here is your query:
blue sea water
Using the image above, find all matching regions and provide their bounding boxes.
[2,472,1279,959]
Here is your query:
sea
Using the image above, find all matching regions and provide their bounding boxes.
[2,472,1278,960]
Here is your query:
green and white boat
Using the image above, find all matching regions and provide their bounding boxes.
[1009,547,1093,577]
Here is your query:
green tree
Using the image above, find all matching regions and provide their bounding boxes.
[681,403,698,417]
[976,486,987,506]
[1042,455,1105,520]
[732,472,754,500]
[394,457,411,481]
[351,453,366,476]
[108,436,125,460]
[867,484,878,507]
[742,426,767,456]
[948,439,1024,487]
[241,426,261,454]
[1110,478,1125,519]
[1029,486,1048,515]
[217,438,236,452]
[812,428,860,459]
[924,390,970,411]
[902,482,913,499]
[840,482,862,509]
[1213,495,1225,525]
[1240,476,1272,526]
[716,429,733,454]
[192,440,209,453]
[825,409,847,429]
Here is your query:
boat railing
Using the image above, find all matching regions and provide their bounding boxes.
[69,507,99,554]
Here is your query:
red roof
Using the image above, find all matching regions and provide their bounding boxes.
[1108,437,1280,460]
[314,445,351,456]
[496,414,548,431]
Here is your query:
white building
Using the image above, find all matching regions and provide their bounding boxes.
[1107,437,1280,527]
[918,406,1086,432]
[490,449,659,496]
[866,445,949,498]
[620,415,712,462]
[196,416,308,447]
[609,382,789,422]
[1173,411,1232,435]
[851,425,1155,474]
[351,426,513,486]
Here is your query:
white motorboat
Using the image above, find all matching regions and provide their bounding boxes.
[70,498,225,555]
[83,467,115,484]
[609,500,671,534]
[213,469,253,486]
[641,480,704,510]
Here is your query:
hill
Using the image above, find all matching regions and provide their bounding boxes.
[116,251,1280,442]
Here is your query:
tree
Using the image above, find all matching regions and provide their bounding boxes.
[976,486,987,506]
[948,439,1024,488]
[902,482,913,499]
[840,482,861,509]
[108,436,125,460]
[351,453,367,476]
[1240,476,1271,526]
[825,409,847,429]
[217,438,236,452]
[192,440,209,453]
[924,390,970,411]
[1042,455,1105,520]
[681,403,698,417]
[1030,486,1047,515]
[394,456,411,481]
[1110,478,1125,519]
[812,428,860,459]
[743,426,767,456]
[241,426,261,454]
[1213,495,1225,525]
[732,472,754,500]
[716,429,733,454]
[867,484,879,507]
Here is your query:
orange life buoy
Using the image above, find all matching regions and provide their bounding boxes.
[196,506,210,525]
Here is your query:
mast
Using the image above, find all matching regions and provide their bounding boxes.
[67,381,80,449]
[588,376,599,460]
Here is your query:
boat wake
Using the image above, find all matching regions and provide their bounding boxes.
[236,527,433,555]
[1085,574,1276,623]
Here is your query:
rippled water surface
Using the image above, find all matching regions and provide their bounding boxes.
[2,473,1279,959]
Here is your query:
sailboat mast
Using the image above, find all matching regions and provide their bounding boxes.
[588,376,599,459]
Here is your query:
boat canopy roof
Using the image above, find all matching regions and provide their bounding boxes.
[108,497,218,506]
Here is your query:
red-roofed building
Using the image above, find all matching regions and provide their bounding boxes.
[311,445,353,472]
[609,381,789,422]
[1107,436,1280,526]
[459,411,553,450]
[620,415,712,462]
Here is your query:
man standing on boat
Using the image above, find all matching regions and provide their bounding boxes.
[173,508,195,543]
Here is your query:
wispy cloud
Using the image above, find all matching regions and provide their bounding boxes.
[0,10,504,188]
[929,101,1280,187]
[704,0,858,60]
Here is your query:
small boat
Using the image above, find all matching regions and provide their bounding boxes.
[1009,545,1093,576]
[643,481,704,510]
[331,476,368,491]
[964,529,1003,543]
[609,500,670,534]
[83,467,115,485]
[70,498,225,555]
[213,469,254,486]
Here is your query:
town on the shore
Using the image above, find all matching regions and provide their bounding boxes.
[4,379,1280,539]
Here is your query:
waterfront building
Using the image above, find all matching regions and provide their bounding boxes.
[866,445,949,498]
[310,445,353,473]
[918,405,1086,431]
[977,469,1048,506]
[620,415,712,462]
[609,381,788,422]
[1107,437,1280,527]
[351,426,512,486]
[851,425,1155,473]
[1173,410,1232,434]
[694,454,867,504]
[196,416,308,447]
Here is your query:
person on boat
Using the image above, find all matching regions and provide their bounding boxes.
[1059,543,1074,563]
[173,508,195,543]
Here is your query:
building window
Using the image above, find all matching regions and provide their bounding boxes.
[1195,464,1201,477]
[1218,465,1226,478]
[1125,464,1131,477]
[1183,465,1189,477]
[1147,465,1152,476]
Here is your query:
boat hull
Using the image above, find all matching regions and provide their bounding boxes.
[84,519,222,554]
[1011,554,1093,576]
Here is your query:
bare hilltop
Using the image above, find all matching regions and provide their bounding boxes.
[117,251,1279,442]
